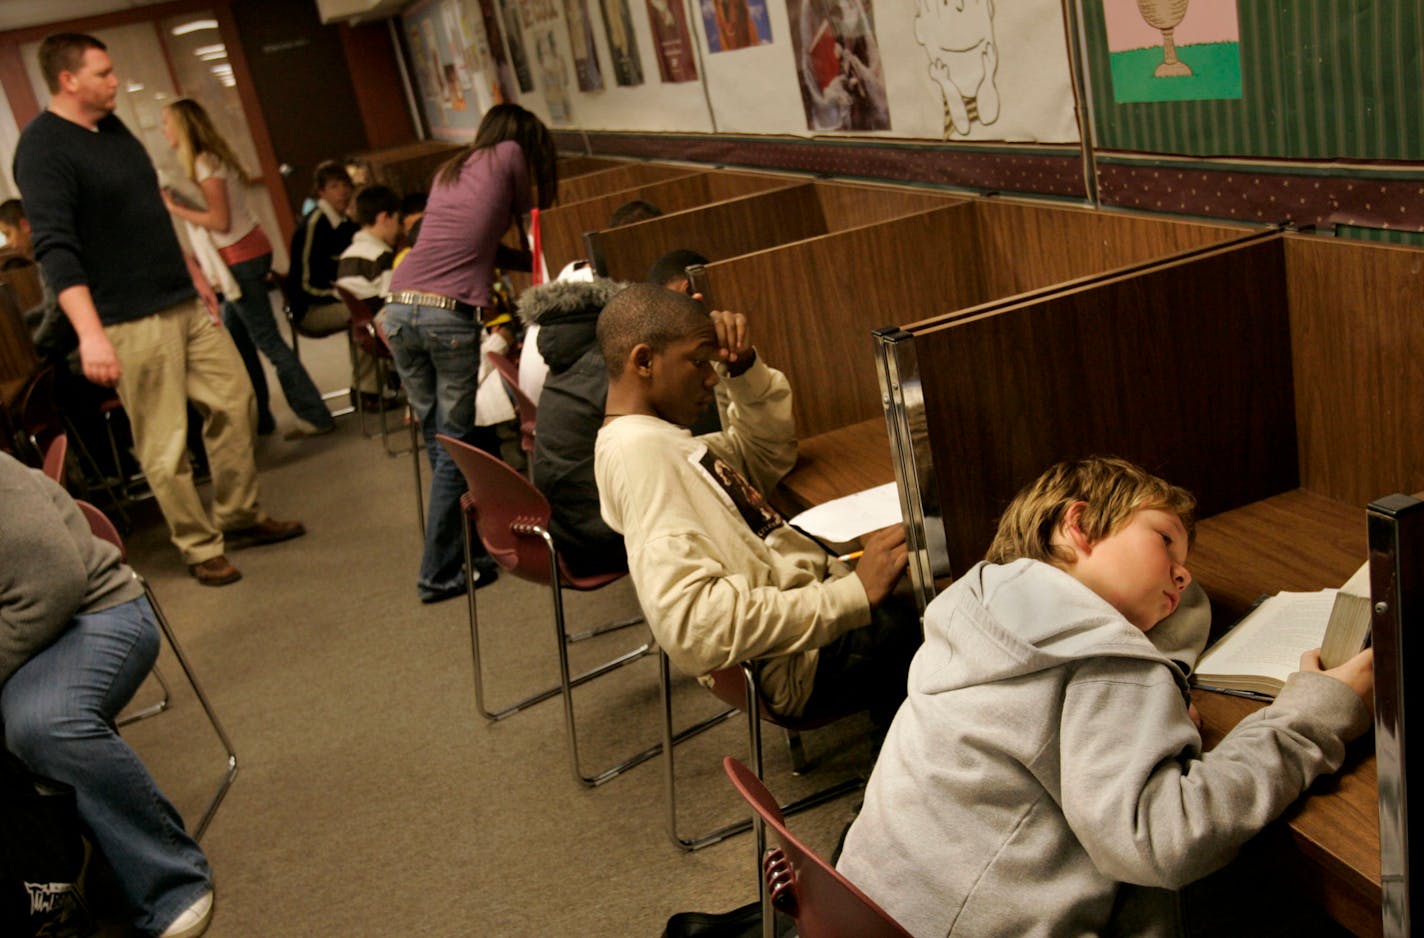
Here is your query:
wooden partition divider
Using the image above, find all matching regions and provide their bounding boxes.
[1283,235,1424,509]
[539,170,793,273]
[555,162,690,206]
[587,180,958,285]
[557,155,628,178]
[910,238,1296,576]
[689,200,1256,441]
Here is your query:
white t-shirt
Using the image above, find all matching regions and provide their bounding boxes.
[196,154,259,249]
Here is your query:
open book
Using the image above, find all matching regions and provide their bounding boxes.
[1192,563,1371,699]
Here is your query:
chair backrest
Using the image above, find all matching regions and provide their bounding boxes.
[272,270,345,340]
[334,285,387,358]
[436,433,556,583]
[722,757,912,938]
[486,349,537,452]
[75,498,127,561]
[42,432,68,486]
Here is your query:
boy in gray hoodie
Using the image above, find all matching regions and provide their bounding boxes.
[836,456,1373,937]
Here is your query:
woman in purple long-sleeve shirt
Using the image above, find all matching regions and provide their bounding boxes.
[383,105,558,603]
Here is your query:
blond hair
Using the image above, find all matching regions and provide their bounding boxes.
[163,98,251,185]
[985,456,1196,566]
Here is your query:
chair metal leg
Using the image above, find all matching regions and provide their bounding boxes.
[116,664,173,726]
[462,521,644,721]
[660,651,749,850]
[140,581,238,841]
[566,613,644,644]
[660,653,864,853]
[63,415,131,529]
[786,728,811,775]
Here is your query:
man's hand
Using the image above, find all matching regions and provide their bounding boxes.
[1300,647,1375,709]
[853,524,908,607]
[79,331,122,387]
[709,309,756,376]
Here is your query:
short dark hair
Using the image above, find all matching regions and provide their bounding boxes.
[38,33,105,93]
[647,249,709,288]
[0,198,26,228]
[353,184,401,227]
[609,199,662,227]
[312,159,352,195]
[400,192,427,218]
[597,283,710,379]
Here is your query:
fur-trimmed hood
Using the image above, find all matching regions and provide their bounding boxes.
[518,276,625,373]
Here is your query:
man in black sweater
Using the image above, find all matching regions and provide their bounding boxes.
[13,33,303,586]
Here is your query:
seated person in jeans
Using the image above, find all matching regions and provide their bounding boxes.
[594,283,919,725]
[0,451,214,938]
[835,456,1375,937]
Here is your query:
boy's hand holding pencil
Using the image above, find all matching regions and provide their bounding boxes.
[852,525,908,607]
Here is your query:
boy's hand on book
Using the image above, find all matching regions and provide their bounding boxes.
[1301,646,1375,708]
[854,524,908,607]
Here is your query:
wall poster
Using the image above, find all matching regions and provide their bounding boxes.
[599,0,645,85]
[564,0,605,91]
[700,0,773,52]
[646,0,698,82]
[1102,0,1242,103]
[788,0,890,131]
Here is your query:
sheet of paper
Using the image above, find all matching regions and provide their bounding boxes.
[788,482,902,543]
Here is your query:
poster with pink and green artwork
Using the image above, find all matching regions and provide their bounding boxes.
[1103,0,1242,102]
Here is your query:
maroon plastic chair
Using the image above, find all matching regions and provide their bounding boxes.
[336,285,406,452]
[660,654,864,851]
[724,756,912,938]
[485,348,537,477]
[436,433,659,787]
[41,430,67,485]
[75,500,238,840]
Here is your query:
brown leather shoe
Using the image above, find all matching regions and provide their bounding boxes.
[189,555,242,586]
[225,518,306,548]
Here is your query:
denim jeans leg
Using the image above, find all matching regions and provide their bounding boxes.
[222,298,272,428]
[384,303,490,594]
[1,596,212,934]
[226,254,334,429]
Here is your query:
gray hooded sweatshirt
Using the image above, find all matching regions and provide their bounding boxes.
[837,558,1370,938]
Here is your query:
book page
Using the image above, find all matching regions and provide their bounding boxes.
[1197,590,1338,684]
[788,482,901,543]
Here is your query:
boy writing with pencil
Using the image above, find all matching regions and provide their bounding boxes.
[836,456,1374,937]
[594,283,919,727]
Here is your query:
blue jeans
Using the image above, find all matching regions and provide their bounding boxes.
[383,302,498,595]
[2,596,211,934]
[223,253,335,429]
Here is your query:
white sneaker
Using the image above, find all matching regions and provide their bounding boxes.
[160,889,214,938]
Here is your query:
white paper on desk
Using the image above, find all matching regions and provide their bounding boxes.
[788,482,902,543]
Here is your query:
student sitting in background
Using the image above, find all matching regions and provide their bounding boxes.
[336,184,401,312]
[594,283,920,725]
[835,456,1374,938]
[646,247,706,295]
[287,162,391,412]
[608,198,662,227]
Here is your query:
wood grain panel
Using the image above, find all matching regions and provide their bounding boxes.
[973,200,1260,298]
[914,239,1297,574]
[695,203,983,438]
[777,417,895,514]
[539,172,794,273]
[557,156,628,178]
[1284,235,1424,507]
[590,184,830,283]
[556,163,691,206]
[814,182,960,231]
[0,281,38,386]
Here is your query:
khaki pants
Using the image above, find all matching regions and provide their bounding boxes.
[301,301,381,393]
[106,300,264,564]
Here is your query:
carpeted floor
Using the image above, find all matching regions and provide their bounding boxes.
[100,314,874,936]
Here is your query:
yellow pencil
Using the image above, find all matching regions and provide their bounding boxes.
[835,550,864,563]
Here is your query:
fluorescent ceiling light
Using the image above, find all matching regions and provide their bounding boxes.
[210,64,234,75]
[194,44,226,56]
[125,82,145,92]
[172,19,219,36]
[199,51,228,61]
